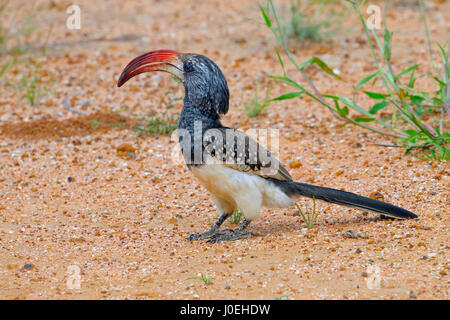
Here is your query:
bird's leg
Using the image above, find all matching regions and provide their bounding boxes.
[206,219,253,243]
[188,213,233,241]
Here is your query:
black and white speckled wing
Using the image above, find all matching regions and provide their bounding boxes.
[203,127,292,181]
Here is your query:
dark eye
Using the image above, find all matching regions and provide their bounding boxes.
[183,61,194,73]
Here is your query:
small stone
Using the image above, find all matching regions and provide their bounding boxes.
[342,229,369,239]
[67,176,74,182]
[369,192,385,201]
[409,292,417,299]
[355,248,362,254]
[151,174,162,183]
[361,271,368,277]
[22,263,34,270]
[117,143,135,153]
[289,161,302,169]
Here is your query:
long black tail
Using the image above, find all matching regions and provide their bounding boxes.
[271,180,417,219]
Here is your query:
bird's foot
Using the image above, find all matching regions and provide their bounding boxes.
[188,229,234,241]
[205,230,254,243]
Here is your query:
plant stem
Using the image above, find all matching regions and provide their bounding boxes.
[419,0,442,78]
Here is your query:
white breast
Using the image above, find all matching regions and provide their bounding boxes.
[190,156,293,220]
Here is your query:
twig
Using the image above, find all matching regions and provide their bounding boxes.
[374,143,432,149]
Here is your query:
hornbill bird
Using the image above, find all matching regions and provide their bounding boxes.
[117,49,417,243]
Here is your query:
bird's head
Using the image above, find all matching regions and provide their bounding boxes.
[117,49,229,116]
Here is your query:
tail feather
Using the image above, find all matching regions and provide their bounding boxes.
[271,180,417,219]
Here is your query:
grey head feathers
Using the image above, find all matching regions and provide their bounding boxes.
[181,54,229,117]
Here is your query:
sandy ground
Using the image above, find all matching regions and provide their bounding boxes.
[0,0,448,299]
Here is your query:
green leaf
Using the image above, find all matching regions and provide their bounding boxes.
[437,43,448,68]
[405,88,431,100]
[298,56,342,80]
[369,101,389,114]
[431,97,444,105]
[383,29,392,61]
[362,91,389,100]
[259,5,271,27]
[337,94,381,118]
[275,48,286,75]
[429,75,446,87]
[268,74,304,90]
[410,95,425,106]
[354,117,376,122]
[271,91,304,101]
[328,97,349,117]
[408,68,416,88]
[394,64,419,81]
[339,106,349,117]
[355,71,378,92]
[326,94,371,118]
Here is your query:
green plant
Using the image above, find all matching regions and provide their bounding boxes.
[244,83,273,117]
[0,56,16,77]
[16,58,52,105]
[0,1,52,56]
[133,111,179,135]
[258,0,449,161]
[244,78,304,117]
[91,120,103,129]
[281,0,346,44]
[20,72,39,105]
[0,2,55,104]
[295,198,318,229]
[0,1,55,89]
[229,209,243,224]
[187,273,212,285]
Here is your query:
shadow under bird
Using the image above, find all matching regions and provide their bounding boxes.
[117,49,417,243]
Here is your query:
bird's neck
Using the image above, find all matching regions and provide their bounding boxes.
[178,103,223,133]
[177,103,223,167]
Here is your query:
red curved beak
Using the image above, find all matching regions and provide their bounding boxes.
[117,49,183,87]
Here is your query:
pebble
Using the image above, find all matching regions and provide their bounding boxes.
[22,263,34,270]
